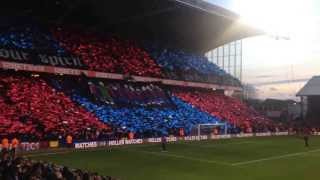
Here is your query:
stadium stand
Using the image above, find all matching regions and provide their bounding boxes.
[0,20,272,139]
[49,75,173,108]
[0,71,106,140]
[145,43,241,86]
[0,20,65,54]
[49,76,223,137]
[0,70,272,139]
[51,26,163,77]
[0,21,240,86]
[145,44,224,82]
[174,88,274,132]
[72,94,224,136]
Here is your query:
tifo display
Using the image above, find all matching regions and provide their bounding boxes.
[0,0,317,178]
[0,21,238,86]
[0,71,280,141]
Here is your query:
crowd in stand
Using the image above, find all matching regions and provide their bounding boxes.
[50,76,173,108]
[0,72,107,139]
[46,74,223,136]
[0,69,277,139]
[0,20,65,54]
[72,94,223,137]
[174,89,278,133]
[86,81,172,107]
[0,156,114,180]
[51,26,163,77]
[0,19,280,140]
[0,21,241,86]
[51,75,222,136]
[106,83,171,107]
[145,44,241,86]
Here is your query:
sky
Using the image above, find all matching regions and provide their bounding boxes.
[205,0,320,100]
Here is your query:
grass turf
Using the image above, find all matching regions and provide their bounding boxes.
[30,136,320,180]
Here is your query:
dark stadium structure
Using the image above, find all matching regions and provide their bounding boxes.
[297,76,320,126]
[0,0,262,53]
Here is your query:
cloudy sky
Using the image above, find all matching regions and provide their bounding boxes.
[205,0,320,100]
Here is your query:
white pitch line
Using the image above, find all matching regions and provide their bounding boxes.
[232,148,320,166]
[27,147,231,166]
[180,141,255,149]
[23,144,156,158]
[25,151,71,158]
[202,141,255,147]
[135,150,231,166]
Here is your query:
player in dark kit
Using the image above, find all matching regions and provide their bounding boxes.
[304,135,309,147]
[161,136,167,152]
[303,128,310,147]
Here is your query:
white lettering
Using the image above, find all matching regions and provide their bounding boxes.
[74,142,98,149]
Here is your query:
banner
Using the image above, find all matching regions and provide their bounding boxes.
[19,142,40,151]
[255,132,272,137]
[108,140,125,146]
[40,141,49,149]
[147,138,162,143]
[124,139,143,145]
[74,142,98,149]
[0,61,241,92]
[97,141,107,147]
[166,137,177,142]
[184,135,208,141]
[274,132,289,136]
[235,133,254,138]
[49,141,59,148]
[313,132,320,136]
[0,47,85,69]
[211,134,231,139]
[108,139,143,146]
[15,132,292,152]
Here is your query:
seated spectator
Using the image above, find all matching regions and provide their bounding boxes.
[0,157,113,180]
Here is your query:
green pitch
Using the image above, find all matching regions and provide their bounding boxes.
[31,136,320,180]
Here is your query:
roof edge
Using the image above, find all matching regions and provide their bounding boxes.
[171,0,239,20]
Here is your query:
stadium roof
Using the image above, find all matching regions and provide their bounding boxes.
[297,76,320,96]
[93,0,263,53]
[1,0,262,53]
